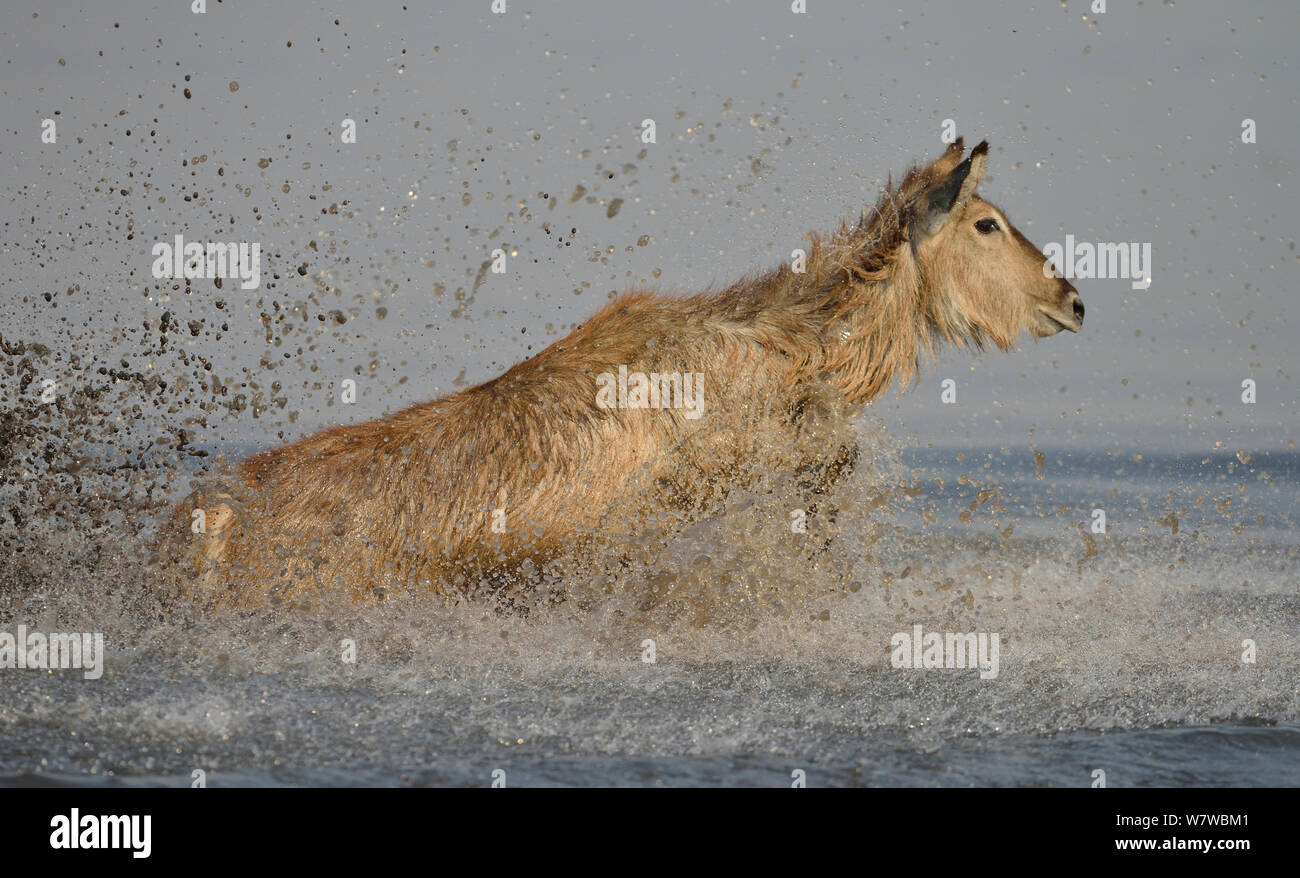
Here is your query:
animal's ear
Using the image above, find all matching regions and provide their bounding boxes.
[926,137,968,178]
[952,140,988,212]
[914,140,989,238]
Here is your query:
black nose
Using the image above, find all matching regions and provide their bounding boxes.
[1072,298,1085,323]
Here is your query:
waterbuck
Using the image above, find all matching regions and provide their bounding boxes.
[165,138,1083,609]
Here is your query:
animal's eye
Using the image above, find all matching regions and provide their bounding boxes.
[974,218,1000,234]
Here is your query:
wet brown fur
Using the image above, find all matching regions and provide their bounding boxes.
[163,139,1082,608]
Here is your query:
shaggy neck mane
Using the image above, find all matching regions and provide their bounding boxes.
[702,159,977,405]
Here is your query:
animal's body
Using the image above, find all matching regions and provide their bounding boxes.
[166,139,1083,607]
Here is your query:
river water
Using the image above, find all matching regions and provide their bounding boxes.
[2,442,1295,787]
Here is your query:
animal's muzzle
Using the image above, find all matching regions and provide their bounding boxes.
[1062,281,1084,327]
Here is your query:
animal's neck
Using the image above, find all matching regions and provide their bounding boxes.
[820,243,933,404]
[710,221,936,405]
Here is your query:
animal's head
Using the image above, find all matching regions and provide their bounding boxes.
[905,138,1083,347]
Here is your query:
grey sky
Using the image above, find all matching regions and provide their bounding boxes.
[1,0,1295,455]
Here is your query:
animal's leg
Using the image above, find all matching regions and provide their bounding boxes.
[793,442,860,561]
